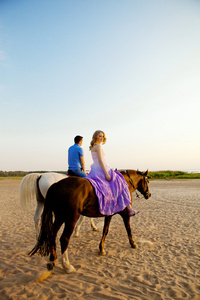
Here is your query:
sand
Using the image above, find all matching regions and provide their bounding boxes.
[0,179,200,300]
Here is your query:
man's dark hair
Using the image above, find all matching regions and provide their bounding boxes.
[74,135,83,144]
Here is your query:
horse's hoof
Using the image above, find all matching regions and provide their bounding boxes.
[47,262,54,270]
[92,227,98,231]
[65,265,76,274]
[99,250,106,256]
[74,232,79,237]
[132,243,138,249]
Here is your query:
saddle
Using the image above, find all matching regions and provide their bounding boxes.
[67,170,77,176]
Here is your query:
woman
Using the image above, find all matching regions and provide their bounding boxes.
[86,130,140,216]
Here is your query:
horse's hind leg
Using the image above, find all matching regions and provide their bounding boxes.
[60,219,79,273]
[99,216,112,256]
[59,221,76,273]
[120,211,138,249]
[74,215,85,237]
[35,179,45,239]
[74,216,98,237]
[62,249,76,274]
[90,218,98,231]
[34,201,44,239]
[47,219,63,271]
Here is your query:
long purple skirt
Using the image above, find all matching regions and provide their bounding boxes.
[87,168,131,215]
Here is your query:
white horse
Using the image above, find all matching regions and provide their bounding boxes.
[19,172,97,238]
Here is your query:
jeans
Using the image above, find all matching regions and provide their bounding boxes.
[68,169,87,177]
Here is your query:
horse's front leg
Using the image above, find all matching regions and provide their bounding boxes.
[120,210,138,249]
[99,216,112,256]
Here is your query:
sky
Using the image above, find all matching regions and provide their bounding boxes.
[0,0,200,172]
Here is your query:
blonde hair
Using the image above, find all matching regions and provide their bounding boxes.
[89,130,107,150]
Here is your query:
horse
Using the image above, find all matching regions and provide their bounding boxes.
[29,169,151,274]
[19,172,97,238]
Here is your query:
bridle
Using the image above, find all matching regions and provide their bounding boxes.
[125,170,140,198]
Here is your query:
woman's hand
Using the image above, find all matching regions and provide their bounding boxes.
[106,174,111,182]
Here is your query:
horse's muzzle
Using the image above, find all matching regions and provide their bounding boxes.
[145,192,151,199]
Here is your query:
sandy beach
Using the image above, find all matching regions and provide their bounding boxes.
[0,179,200,300]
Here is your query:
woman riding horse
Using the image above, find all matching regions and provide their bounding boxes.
[29,130,151,273]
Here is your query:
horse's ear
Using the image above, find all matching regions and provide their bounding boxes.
[144,169,148,176]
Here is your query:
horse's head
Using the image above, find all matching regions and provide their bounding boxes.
[123,169,151,200]
[120,169,151,200]
[136,170,151,199]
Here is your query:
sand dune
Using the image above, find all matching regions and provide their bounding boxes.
[0,179,200,299]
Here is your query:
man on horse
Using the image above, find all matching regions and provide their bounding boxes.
[68,135,87,177]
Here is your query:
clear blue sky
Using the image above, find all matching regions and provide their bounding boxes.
[1,0,200,172]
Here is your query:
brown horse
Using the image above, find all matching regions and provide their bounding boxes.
[29,170,151,273]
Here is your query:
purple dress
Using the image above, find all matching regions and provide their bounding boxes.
[86,152,131,215]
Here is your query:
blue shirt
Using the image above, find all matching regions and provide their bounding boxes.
[68,144,84,170]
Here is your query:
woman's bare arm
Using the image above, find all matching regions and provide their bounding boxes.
[96,145,111,181]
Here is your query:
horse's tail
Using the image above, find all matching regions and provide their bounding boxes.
[28,198,54,257]
[19,173,41,211]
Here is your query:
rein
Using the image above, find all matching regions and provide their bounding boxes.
[125,170,140,198]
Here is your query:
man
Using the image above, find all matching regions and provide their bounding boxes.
[68,135,87,177]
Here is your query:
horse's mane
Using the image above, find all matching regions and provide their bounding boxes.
[118,169,143,176]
